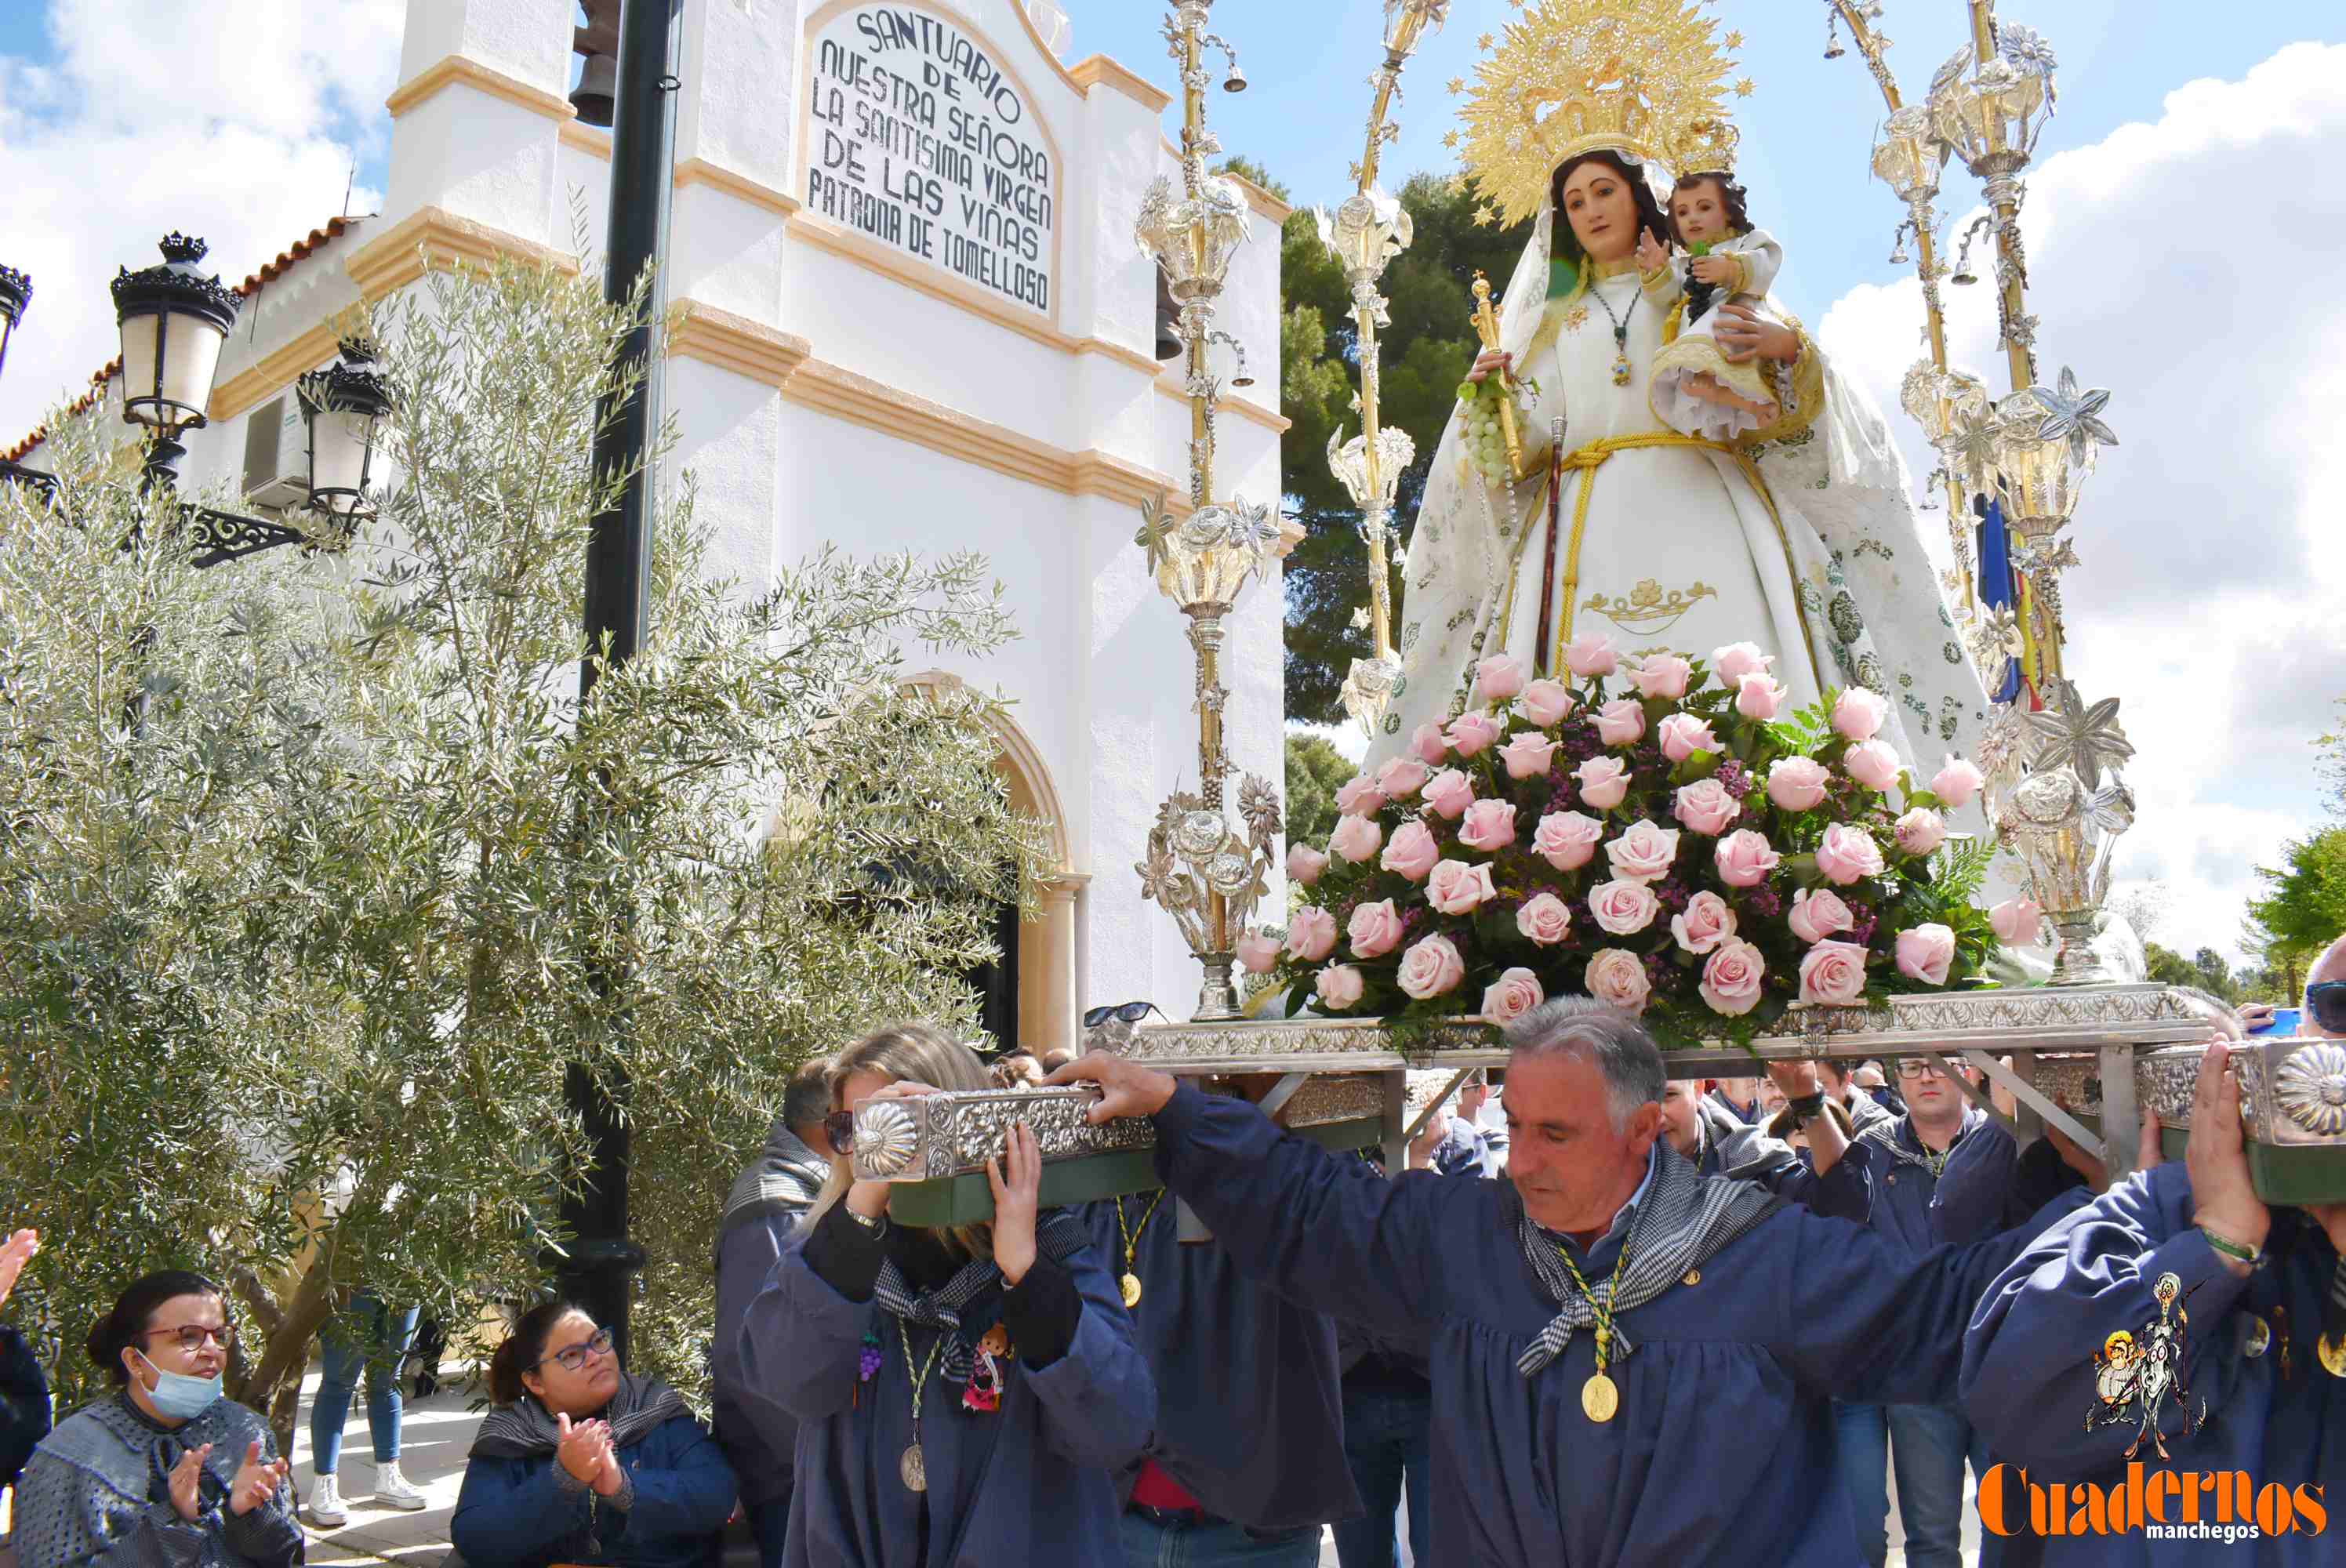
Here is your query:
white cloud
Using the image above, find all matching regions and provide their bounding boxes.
[0,0,403,442]
[1820,41,2346,971]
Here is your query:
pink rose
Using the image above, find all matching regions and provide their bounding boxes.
[1329,813,1384,864]
[1347,898,1405,960]
[1894,808,1948,858]
[1594,699,1647,748]
[1564,634,1618,678]
[1787,887,1855,945]
[1425,858,1499,916]
[1931,755,1985,809]
[1480,967,1545,1024]
[1375,755,1430,800]
[1814,823,1886,886]
[1713,829,1782,888]
[1735,673,1789,722]
[1532,810,1604,871]
[1711,642,1775,686]
[1498,731,1561,780]
[1396,933,1468,1000]
[1516,891,1574,946]
[1603,820,1682,884]
[1458,799,1520,852]
[1765,756,1831,811]
[1518,679,1575,727]
[1894,923,1957,986]
[1671,890,1738,956]
[1798,940,1871,1005]
[1335,775,1389,816]
[1588,878,1661,936]
[1475,655,1527,703]
[1658,713,1723,763]
[1844,739,1903,793]
[1422,768,1476,820]
[1286,844,1328,886]
[1989,897,2044,946]
[1379,819,1441,882]
[1284,906,1338,961]
[1411,722,1451,765]
[1672,779,1741,837]
[1315,964,1366,1010]
[1237,930,1282,975]
[1574,757,1632,811]
[1447,710,1504,758]
[1628,655,1692,700]
[1698,939,1767,1017]
[1832,687,1889,743]
[1585,948,1652,1015]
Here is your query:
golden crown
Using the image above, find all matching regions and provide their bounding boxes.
[1451,0,1752,227]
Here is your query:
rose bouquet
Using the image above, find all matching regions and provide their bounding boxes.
[1246,638,2008,1049]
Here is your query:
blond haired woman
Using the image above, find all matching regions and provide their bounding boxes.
[733,1024,1153,1567]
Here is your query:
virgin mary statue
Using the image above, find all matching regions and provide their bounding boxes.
[1372,0,1988,794]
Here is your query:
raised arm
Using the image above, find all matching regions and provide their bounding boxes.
[1049,1055,1460,1340]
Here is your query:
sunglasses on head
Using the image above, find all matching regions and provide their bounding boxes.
[2308,982,2346,1036]
[1084,1001,1165,1029]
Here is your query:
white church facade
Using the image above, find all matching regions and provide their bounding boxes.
[10,0,1291,1054]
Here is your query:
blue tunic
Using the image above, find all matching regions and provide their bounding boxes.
[452,1410,736,1568]
[1691,1096,1869,1223]
[1962,1160,2344,1565]
[1075,1196,1360,1530]
[1149,1083,2039,1566]
[741,1214,1155,1568]
[1843,1107,2021,1254]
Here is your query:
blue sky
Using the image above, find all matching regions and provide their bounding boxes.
[1069,0,2344,324]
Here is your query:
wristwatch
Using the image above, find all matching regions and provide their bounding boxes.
[847,1205,888,1235]
[1787,1092,1828,1124]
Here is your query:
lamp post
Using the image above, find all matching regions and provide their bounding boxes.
[565,0,678,1360]
[1826,4,2128,984]
[1131,1,1291,1021]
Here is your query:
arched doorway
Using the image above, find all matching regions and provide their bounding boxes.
[904,671,1083,1058]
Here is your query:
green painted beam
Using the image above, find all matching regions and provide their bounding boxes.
[882,1117,1388,1229]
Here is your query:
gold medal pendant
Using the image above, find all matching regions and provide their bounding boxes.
[1120,1272,1143,1309]
[1581,1372,1619,1424]
[2319,1333,2346,1380]
[900,1442,928,1492]
[1611,355,1632,388]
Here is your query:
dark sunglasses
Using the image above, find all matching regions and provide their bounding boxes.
[2308,982,2346,1036]
[1084,1001,1165,1029]
[823,1109,858,1154]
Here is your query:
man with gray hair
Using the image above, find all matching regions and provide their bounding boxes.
[1053,997,2063,1566]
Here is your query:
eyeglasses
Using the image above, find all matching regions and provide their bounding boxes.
[823,1109,858,1154]
[2308,982,2346,1036]
[1896,1058,1950,1080]
[534,1326,615,1374]
[142,1323,236,1353]
[1084,1001,1164,1029]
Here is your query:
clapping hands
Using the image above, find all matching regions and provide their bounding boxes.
[0,1228,39,1311]
[554,1412,625,1498]
[229,1439,290,1516]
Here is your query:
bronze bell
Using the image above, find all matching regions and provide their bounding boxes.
[1153,270,1182,362]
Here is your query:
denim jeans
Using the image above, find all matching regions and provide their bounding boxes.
[1833,1402,1890,1568]
[1118,1511,1320,1568]
[310,1291,421,1474]
[1883,1401,1992,1568]
[1330,1383,1433,1568]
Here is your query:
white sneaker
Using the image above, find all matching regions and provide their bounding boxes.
[305,1472,347,1529]
[374,1459,429,1512]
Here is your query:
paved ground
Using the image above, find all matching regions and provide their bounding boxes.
[285,1370,1977,1568]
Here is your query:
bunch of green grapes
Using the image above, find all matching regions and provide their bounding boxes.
[1454,376,1528,486]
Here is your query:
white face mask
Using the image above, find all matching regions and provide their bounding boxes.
[134,1348,223,1419]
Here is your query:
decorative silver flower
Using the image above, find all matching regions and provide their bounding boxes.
[1975,703,2034,786]
[850,1099,924,1180]
[2082,779,2136,838]
[1998,24,2061,107]
[1237,774,1284,847]
[2025,678,2135,789]
[2274,1043,2346,1138]
[2029,366,2118,463]
[1943,405,2013,492]
[1135,492,1177,575]
[2014,538,2081,577]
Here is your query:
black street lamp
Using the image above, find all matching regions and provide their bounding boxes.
[296,338,392,522]
[111,233,240,488]
[0,264,29,384]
